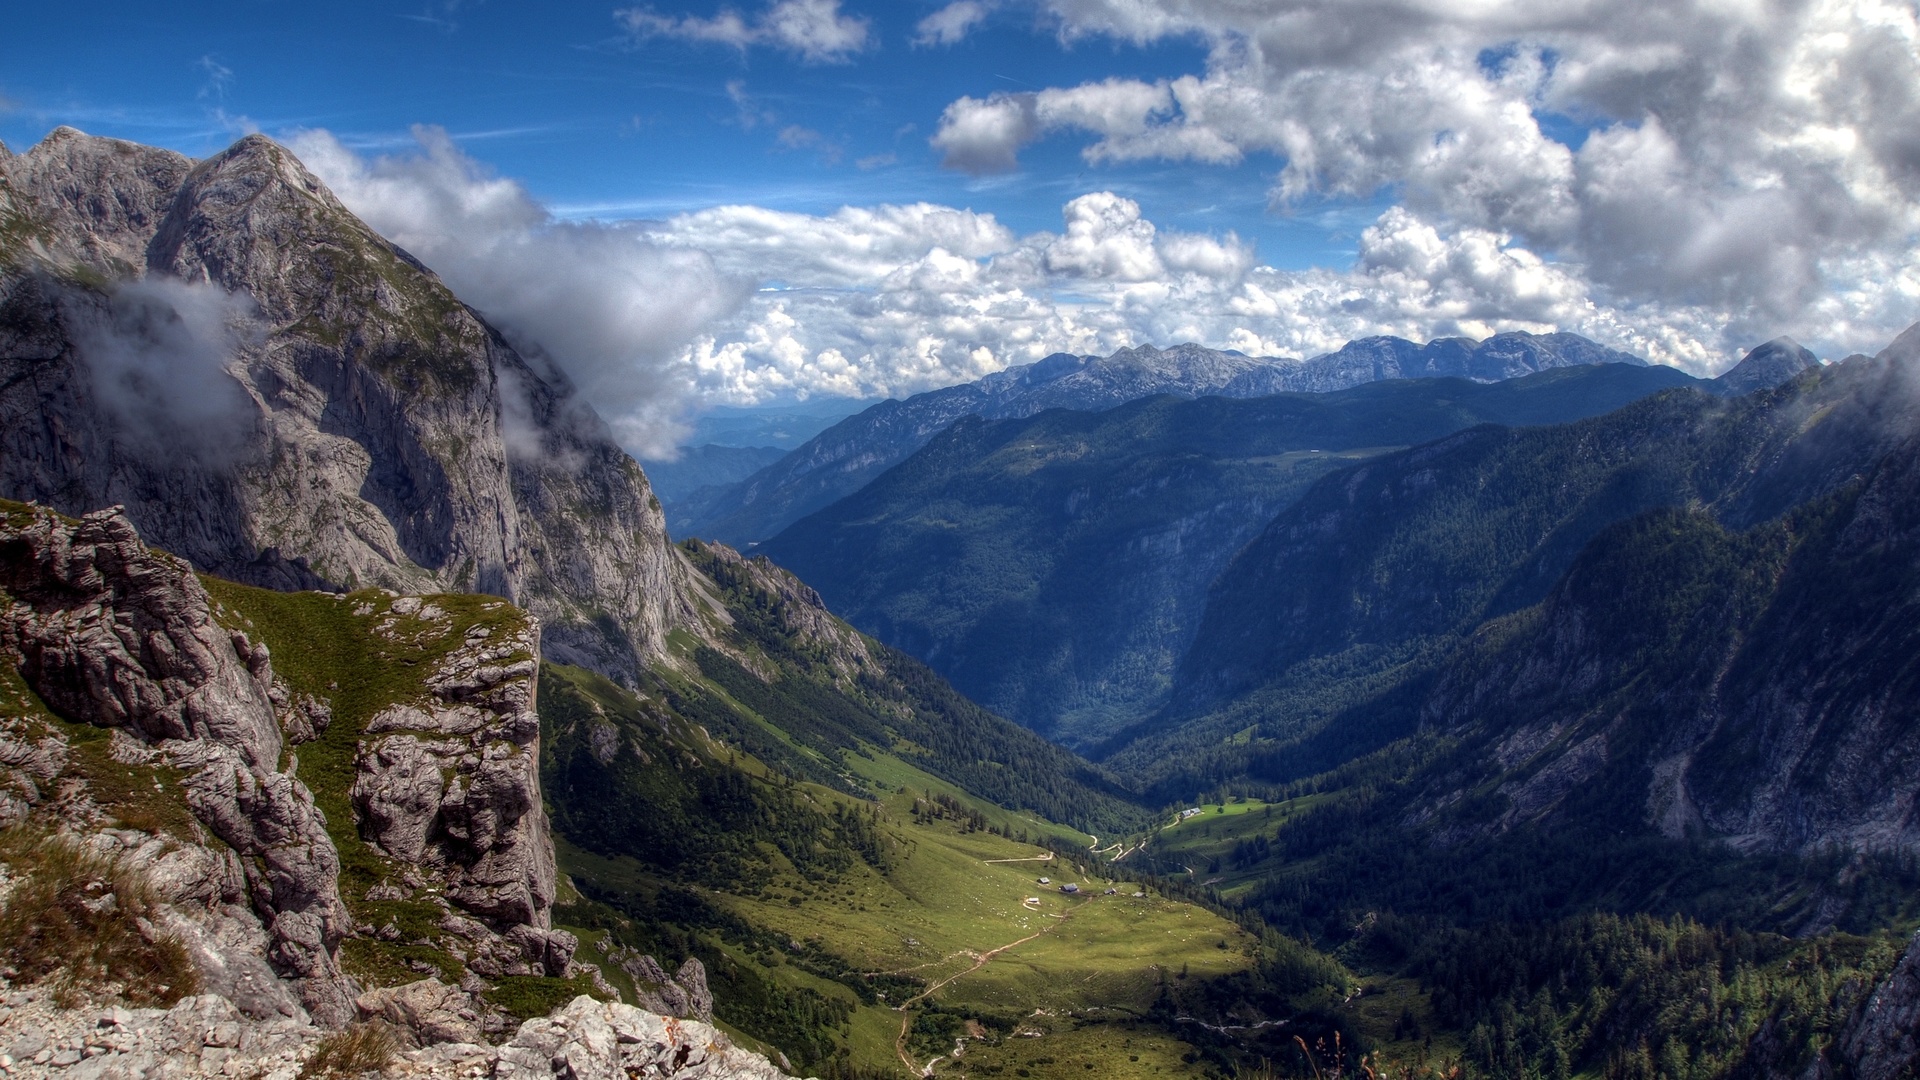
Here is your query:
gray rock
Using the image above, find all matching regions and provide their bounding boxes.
[354,979,484,1048]
[1,127,690,686]
[0,505,357,1024]
[1837,931,1920,1078]
[496,996,803,1080]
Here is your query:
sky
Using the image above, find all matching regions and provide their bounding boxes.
[5,0,1919,455]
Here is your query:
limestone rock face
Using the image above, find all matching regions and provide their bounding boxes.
[348,604,571,970]
[490,995,799,1080]
[0,503,355,1024]
[0,127,688,684]
[606,950,714,1023]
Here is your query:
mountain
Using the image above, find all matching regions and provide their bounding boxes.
[1711,334,1822,396]
[686,399,870,450]
[681,333,1650,546]
[1146,336,1908,766]
[756,363,1699,746]
[646,445,790,504]
[647,444,788,536]
[1104,329,1920,902]
[0,127,687,683]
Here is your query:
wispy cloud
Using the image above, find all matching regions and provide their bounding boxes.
[775,124,842,164]
[615,0,872,64]
[724,79,776,129]
[195,55,232,102]
[913,1,993,47]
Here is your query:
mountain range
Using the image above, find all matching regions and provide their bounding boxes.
[756,362,1702,745]
[5,126,1920,1080]
[675,332,1652,546]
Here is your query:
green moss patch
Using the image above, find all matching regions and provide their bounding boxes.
[484,974,607,1020]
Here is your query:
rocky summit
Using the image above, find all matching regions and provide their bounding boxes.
[0,128,688,685]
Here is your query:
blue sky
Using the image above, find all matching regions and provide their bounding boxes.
[5,1,1917,443]
[0,2,1370,267]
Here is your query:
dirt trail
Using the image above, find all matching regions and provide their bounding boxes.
[890,898,1101,1075]
[981,851,1055,864]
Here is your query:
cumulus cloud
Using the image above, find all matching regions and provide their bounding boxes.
[75,278,261,462]
[616,0,872,63]
[928,0,1920,352]
[289,126,747,457]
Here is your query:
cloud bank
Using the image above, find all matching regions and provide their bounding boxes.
[929,0,1920,355]
[293,0,1920,439]
[648,190,1736,405]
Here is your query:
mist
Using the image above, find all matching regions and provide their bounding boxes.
[288,127,749,460]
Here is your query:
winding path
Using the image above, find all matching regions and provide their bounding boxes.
[890,897,1102,1076]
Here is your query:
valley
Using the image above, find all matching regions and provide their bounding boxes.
[2,123,1919,1080]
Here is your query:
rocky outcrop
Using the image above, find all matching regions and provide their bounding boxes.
[0,985,804,1079]
[345,599,575,977]
[0,502,356,1024]
[604,950,713,1024]
[0,501,584,1028]
[0,127,689,685]
[485,995,795,1080]
[680,539,874,689]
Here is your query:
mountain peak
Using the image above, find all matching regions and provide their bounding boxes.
[1875,321,1920,366]
[1715,336,1820,395]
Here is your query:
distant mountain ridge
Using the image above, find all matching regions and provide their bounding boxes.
[678,332,1653,545]
[757,362,1700,747]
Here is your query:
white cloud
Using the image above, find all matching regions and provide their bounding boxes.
[641,187,1743,408]
[289,126,747,458]
[927,0,1920,353]
[915,1,993,47]
[930,94,1040,173]
[616,0,872,63]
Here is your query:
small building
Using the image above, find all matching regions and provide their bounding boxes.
[1060,883,1080,894]
[1037,876,1050,884]
[1104,888,1117,895]
[1024,897,1041,905]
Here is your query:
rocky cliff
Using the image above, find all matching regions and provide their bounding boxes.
[0,500,585,1024]
[0,127,687,684]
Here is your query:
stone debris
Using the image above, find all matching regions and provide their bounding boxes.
[0,985,808,1080]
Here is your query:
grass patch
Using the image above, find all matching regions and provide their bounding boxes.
[484,974,606,1020]
[297,1021,401,1079]
[50,716,199,840]
[0,827,199,1008]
